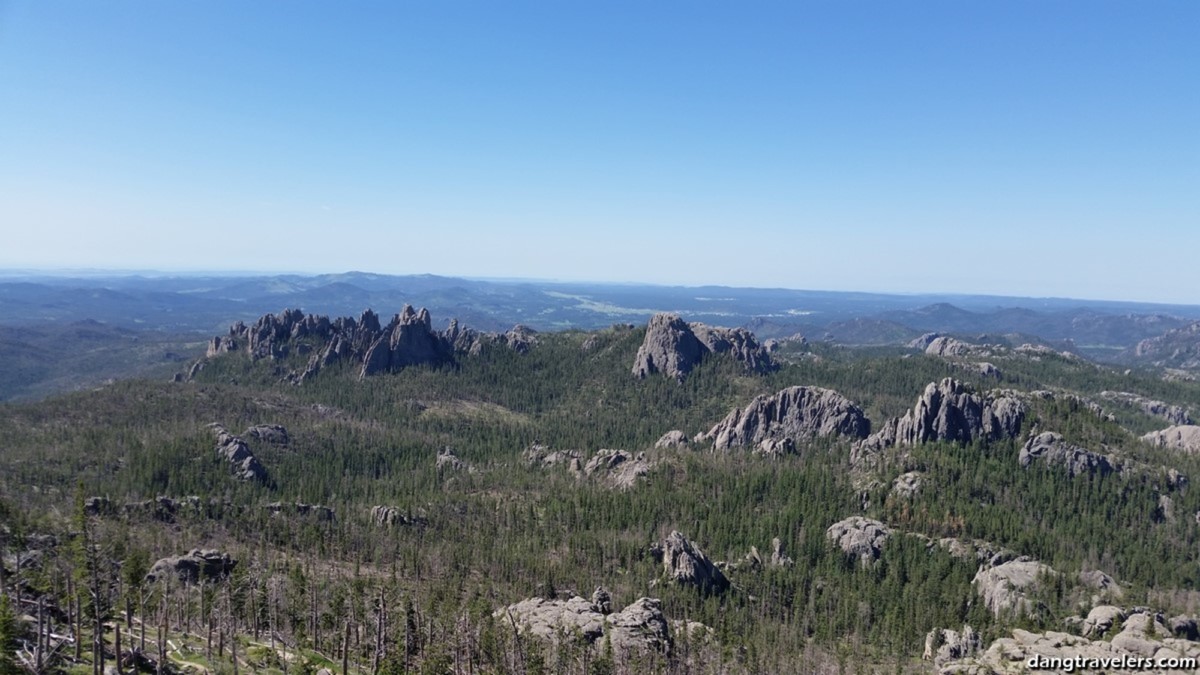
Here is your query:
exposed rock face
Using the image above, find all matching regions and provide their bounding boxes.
[1081,605,1126,638]
[972,557,1055,618]
[654,430,689,449]
[436,447,469,472]
[369,505,426,528]
[651,531,729,593]
[892,471,924,498]
[940,608,1200,675]
[583,449,651,489]
[826,517,890,564]
[908,332,943,350]
[1019,432,1115,477]
[497,594,672,655]
[244,424,290,445]
[857,378,1025,458]
[632,313,773,381]
[923,625,982,665]
[202,306,527,384]
[1078,570,1124,602]
[523,444,582,467]
[1142,425,1200,454]
[209,425,268,483]
[1133,321,1200,370]
[264,501,334,521]
[1100,391,1192,425]
[925,336,978,357]
[146,549,236,584]
[705,386,870,454]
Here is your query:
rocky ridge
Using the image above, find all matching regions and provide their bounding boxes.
[197,306,530,383]
[1133,321,1200,370]
[1142,425,1200,454]
[1019,432,1116,477]
[855,378,1025,461]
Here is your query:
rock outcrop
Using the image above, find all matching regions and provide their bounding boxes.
[582,449,651,489]
[1100,391,1192,425]
[826,517,891,564]
[1133,321,1200,370]
[654,430,689,449]
[498,594,672,655]
[891,471,923,498]
[264,501,334,521]
[436,447,469,472]
[370,505,426,528]
[1019,432,1116,477]
[651,531,729,593]
[201,306,530,384]
[704,386,870,454]
[939,607,1200,675]
[1142,425,1200,454]
[209,425,268,483]
[972,557,1055,618]
[146,549,237,584]
[925,336,978,357]
[632,313,773,381]
[923,625,982,666]
[244,424,290,445]
[856,378,1024,459]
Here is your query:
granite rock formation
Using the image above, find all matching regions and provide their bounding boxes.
[1133,321,1200,370]
[972,557,1056,618]
[632,313,773,381]
[582,449,651,489]
[1019,432,1116,477]
[200,306,530,384]
[497,594,672,655]
[705,386,870,454]
[826,517,891,564]
[1141,425,1200,454]
[1100,391,1192,425]
[650,531,729,593]
[209,424,268,483]
[856,378,1025,460]
[146,549,237,584]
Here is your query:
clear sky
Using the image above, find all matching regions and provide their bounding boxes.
[1,1,1196,303]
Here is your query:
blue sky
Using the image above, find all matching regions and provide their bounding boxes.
[1,1,1196,303]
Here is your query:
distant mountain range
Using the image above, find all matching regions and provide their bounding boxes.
[0,271,1198,400]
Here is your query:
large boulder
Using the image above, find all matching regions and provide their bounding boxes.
[651,531,729,593]
[146,549,236,584]
[1019,432,1116,477]
[972,558,1055,618]
[923,625,982,666]
[632,313,773,381]
[1142,425,1200,454]
[826,517,890,564]
[497,594,672,655]
[705,386,870,454]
